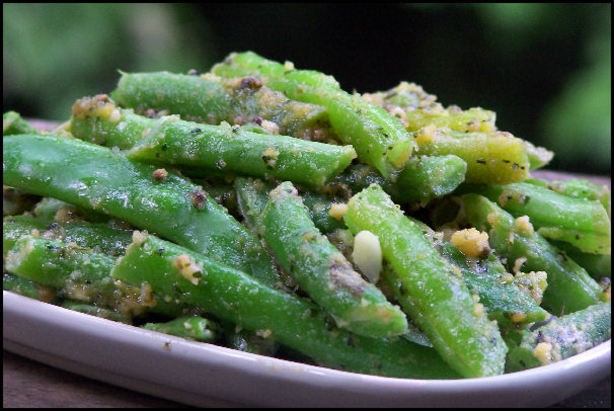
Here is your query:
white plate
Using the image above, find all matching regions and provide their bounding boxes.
[3,290,611,407]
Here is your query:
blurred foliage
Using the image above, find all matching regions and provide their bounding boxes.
[3,3,610,174]
[3,3,214,121]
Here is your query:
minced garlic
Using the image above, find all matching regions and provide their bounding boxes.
[174,253,205,285]
[533,342,553,365]
[328,203,348,220]
[450,227,490,259]
[513,215,534,236]
[262,147,280,168]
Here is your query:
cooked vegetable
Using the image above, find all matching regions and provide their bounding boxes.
[70,95,356,189]
[505,302,611,372]
[110,70,332,139]
[260,181,409,338]
[141,316,220,343]
[461,193,606,315]
[111,231,460,379]
[212,51,414,179]
[343,184,507,378]
[3,134,279,286]
[3,111,37,135]
[2,50,610,382]
[468,181,611,254]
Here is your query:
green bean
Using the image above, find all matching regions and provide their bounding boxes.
[3,272,57,302]
[61,300,132,324]
[261,181,408,338]
[70,95,356,189]
[522,140,554,170]
[111,70,332,139]
[111,231,459,379]
[5,235,117,299]
[233,176,270,235]
[362,82,497,133]
[3,134,279,286]
[550,240,611,280]
[461,193,606,315]
[330,155,467,206]
[343,184,507,378]
[505,302,611,372]
[361,83,553,170]
[438,241,550,329]
[141,316,220,343]
[234,176,347,237]
[3,215,48,256]
[3,111,37,135]
[411,127,531,184]
[467,182,611,255]
[212,51,414,179]
[527,176,611,216]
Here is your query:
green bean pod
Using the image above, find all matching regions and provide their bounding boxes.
[3,272,57,303]
[438,241,551,329]
[61,300,133,324]
[111,231,459,379]
[527,176,611,217]
[505,302,611,372]
[468,182,611,255]
[343,184,507,378]
[5,236,117,300]
[331,155,467,206]
[411,127,531,184]
[461,193,606,315]
[111,71,332,139]
[212,51,414,179]
[3,215,47,256]
[3,134,278,286]
[3,111,37,135]
[71,95,356,189]
[361,82,498,133]
[261,181,408,338]
[550,240,611,280]
[141,316,220,343]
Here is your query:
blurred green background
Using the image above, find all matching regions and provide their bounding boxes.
[3,3,610,175]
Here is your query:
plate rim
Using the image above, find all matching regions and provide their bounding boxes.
[3,290,611,407]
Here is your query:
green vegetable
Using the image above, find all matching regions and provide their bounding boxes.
[3,272,57,302]
[70,95,356,189]
[461,193,606,315]
[61,300,132,324]
[212,51,414,179]
[361,81,498,133]
[110,70,332,139]
[5,236,118,302]
[3,134,279,286]
[141,316,220,343]
[331,155,467,206]
[527,176,611,217]
[468,181,611,255]
[3,111,37,135]
[343,184,507,378]
[411,127,531,184]
[111,231,460,379]
[261,181,409,338]
[506,302,611,372]
[438,241,550,329]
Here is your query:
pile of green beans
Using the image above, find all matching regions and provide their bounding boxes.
[2,51,610,380]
